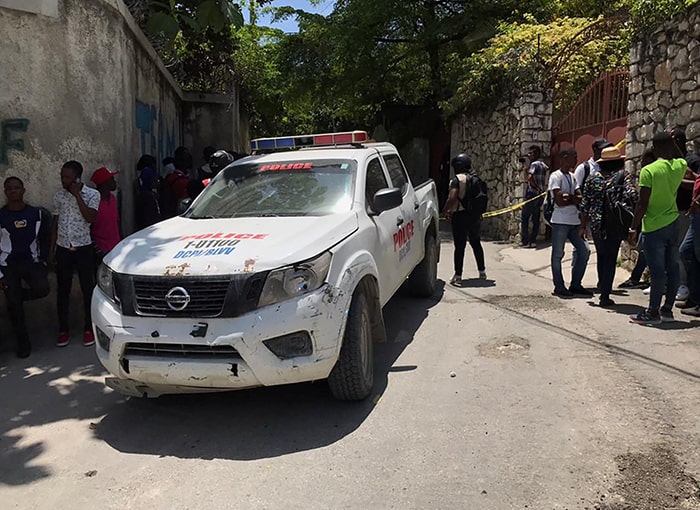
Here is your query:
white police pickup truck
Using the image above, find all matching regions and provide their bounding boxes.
[92,131,440,400]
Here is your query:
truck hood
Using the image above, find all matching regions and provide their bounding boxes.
[105,213,358,277]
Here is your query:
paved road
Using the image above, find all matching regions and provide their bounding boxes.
[1,237,699,509]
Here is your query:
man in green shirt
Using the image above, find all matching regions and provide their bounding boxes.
[629,132,694,325]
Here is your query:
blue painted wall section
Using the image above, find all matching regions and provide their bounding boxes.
[1,118,30,165]
[135,101,176,162]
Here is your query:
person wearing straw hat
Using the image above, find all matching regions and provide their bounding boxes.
[580,146,637,307]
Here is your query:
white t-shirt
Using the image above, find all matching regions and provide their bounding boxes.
[548,170,580,225]
[573,157,600,190]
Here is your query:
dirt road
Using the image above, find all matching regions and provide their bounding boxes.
[1,237,699,509]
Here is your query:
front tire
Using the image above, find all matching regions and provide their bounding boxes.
[407,234,438,297]
[328,290,374,401]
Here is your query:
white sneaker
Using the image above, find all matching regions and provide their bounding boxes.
[450,274,461,286]
[676,285,690,301]
[643,286,651,295]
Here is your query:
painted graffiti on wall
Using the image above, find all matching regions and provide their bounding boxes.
[135,101,176,163]
[1,118,29,165]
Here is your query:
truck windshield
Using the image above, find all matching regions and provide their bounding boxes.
[185,159,357,218]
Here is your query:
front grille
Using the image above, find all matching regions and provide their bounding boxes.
[124,342,240,359]
[114,272,269,318]
[133,278,230,317]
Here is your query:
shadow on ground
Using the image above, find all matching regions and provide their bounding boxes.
[1,282,444,479]
[93,283,444,461]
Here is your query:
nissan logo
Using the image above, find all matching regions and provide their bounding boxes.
[165,286,191,311]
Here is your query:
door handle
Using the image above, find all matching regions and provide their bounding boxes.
[414,202,419,211]
[396,217,404,226]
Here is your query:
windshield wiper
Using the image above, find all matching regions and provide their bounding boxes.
[188,214,216,220]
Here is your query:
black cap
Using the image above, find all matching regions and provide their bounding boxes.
[592,138,614,151]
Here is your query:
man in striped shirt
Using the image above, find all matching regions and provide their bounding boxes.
[0,177,51,358]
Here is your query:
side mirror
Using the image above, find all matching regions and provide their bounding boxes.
[178,198,192,215]
[371,187,402,215]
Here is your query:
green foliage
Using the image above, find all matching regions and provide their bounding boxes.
[146,0,244,40]
[629,0,698,33]
[139,0,698,137]
[442,17,629,116]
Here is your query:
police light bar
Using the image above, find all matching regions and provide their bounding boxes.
[250,130,369,152]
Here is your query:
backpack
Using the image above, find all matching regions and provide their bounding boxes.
[457,173,488,218]
[602,170,636,240]
[543,190,554,226]
[581,161,591,191]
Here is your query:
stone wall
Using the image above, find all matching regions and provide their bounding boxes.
[0,0,244,233]
[623,5,700,270]
[451,90,553,241]
[627,6,700,169]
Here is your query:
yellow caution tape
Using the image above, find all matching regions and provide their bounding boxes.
[481,191,547,218]
[479,135,626,219]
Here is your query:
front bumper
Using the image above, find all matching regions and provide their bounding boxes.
[92,284,349,397]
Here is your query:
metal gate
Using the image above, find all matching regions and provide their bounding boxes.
[551,70,629,169]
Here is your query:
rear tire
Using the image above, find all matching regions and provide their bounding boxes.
[328,290,374,401]
[407,234,438,297]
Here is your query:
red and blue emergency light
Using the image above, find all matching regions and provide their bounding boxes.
[250,130,369,152]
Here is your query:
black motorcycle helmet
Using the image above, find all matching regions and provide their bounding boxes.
[209,150,235,175]
[451,153,472,172]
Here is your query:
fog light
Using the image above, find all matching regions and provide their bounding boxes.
[263,332,312,359]
[95,327,111,352]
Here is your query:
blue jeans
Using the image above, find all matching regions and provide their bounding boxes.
[642,219,680,312]
[680,214,700,304]
[521,191,543,245]
[551,223,590,290]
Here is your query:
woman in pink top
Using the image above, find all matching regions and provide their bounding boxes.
[90,167,121,266]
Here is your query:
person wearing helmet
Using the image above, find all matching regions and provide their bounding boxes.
[209,150,235,177]
[443,153,488,286]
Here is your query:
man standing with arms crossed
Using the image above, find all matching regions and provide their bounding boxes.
[549,147,591,297]
[629,133,694,325]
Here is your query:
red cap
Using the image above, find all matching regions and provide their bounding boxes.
[91,167,120,185]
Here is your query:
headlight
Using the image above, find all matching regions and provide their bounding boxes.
[258,252,332,308]
[97,263,116,303]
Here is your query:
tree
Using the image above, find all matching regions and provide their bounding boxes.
[145,0,245,40]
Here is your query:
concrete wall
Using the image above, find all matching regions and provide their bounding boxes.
[183,91,249,163]
[0,0,243,233]
[451,90,554,241]
[0,0,181,233]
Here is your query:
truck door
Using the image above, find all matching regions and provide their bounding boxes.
[365,157,399,300]
[381,153,422,274]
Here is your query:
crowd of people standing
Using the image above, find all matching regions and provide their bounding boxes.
[521,129,699,325]
[0,145,242,359]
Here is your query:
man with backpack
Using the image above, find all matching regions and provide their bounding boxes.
[574,138,614,196]
[580,147,637,307]
[444,153,488,285]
